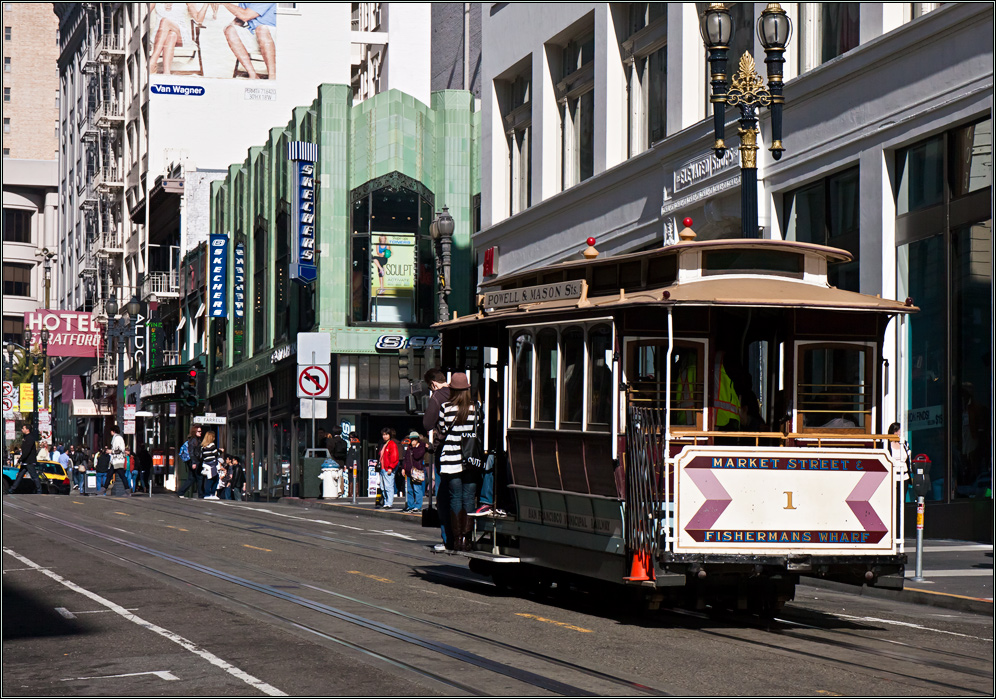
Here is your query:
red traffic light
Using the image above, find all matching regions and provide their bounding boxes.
[189,369,197,378]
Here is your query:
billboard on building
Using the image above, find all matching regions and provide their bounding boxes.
[23,311,103,358]
[369,233,417,324]
[149,3,276,81]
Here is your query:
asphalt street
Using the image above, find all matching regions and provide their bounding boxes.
[3,493,993,697]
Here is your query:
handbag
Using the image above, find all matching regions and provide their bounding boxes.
[421,469,440,528]
[460,403,484,469]
[411,466,426,483]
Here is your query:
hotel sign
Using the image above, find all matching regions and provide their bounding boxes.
[482,281,585,310]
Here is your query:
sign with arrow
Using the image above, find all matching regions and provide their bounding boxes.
[297,365,330,399]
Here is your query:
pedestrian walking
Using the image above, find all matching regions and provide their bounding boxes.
[94,444,111,491]
[136,444,153,493]
[401,431,427,513]
[201,431,220,499]
[229,456,246,501]
[176,425,204,498]
[9,425,42,494]
[377,427,400,509]
[423,368,452,551]
[437,373,479,551]
[72,445,89,493]
[99,426,134,496]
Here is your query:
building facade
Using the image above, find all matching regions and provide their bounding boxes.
[476,3,992,539]
[205,84,480,498]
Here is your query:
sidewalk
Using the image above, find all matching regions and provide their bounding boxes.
[276,496,994,616]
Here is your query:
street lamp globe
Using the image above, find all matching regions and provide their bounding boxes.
[40,328,50,344]
[436,207,455,239]
[127,295,141,318]
[429,214,440,242]
[105,295,119,317]
[23,329,32,347]
[700,3,734,48]
[758,3,792,49]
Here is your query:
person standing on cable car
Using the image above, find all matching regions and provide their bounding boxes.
[437,373,478,551]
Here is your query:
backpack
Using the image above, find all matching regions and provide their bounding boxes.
[179,440,190,462]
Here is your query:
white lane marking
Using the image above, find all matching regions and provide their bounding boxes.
[834,614,994,641]
[373,530,416,541]
[55,607,76,619]
[906,569,994,578]
[71,608,139,614]
[62,670,180,682]
[4,567,54,573]
[910,545,994,553]
[221,504,365,530]
[3,547,287,697]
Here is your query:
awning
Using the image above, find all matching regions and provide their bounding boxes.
[70,399,115,418]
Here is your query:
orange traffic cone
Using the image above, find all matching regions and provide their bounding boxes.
[624,551,654,582]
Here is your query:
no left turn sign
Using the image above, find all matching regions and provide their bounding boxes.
[297,365,330,399]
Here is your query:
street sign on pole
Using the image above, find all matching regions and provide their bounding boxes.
[300,399,327,419]
[297,332,330,366]
[297,365,330,399]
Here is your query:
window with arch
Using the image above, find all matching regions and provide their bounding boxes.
[350,173,435,325]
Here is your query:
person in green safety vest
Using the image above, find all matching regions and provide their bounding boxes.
[673,351,698,426]
[712,351,743,431]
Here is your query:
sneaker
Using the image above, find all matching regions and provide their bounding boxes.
[432,543,446,552]
[492,508,508,518]
[469,505,492,517]
[204,495,219,500]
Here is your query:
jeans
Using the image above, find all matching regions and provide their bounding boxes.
[434,464,449,545]
[10,461,41,493]
[126,470,137,491]
[379,469,396,507]
[445,471,478,513]
[177,466,202,498]
[406,475,425,512]
[480,466,494,507]
[203,476,219,497]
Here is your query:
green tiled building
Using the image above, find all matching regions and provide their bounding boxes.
[205,85,480,497]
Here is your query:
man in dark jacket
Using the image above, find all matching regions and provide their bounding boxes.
[10,425,42,493]
[422,369,451,550]
[176,425,203,498]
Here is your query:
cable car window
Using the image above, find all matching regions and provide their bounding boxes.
[797,344,871,432]
[703,250,803,277]
[626,339,704,429]
[591,264,619,295]
[536,328,558,426]
[588,324,612,428]
[647,255,677,287]
[560,326,585,428]
[619,260,642,292]
[512,332,534,427]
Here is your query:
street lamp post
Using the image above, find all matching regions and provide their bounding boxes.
[37,247,56,414]
[429,207,455,323]
[104,294,141,432]
[701,3,792,238]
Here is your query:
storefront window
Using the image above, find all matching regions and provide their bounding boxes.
[349,174,434,325]
[897,118,992,504]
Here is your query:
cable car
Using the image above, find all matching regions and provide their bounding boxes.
[435,232,914,612]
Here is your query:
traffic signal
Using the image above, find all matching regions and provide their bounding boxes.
[398,345,412,381]
[181,366,199,408]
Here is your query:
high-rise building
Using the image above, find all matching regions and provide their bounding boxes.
[2,2,59,349]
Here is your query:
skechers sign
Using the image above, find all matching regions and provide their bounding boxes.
[151,84,206,96]
[209,234,228,318]
[233,242,246,319]
[289,141,319,284]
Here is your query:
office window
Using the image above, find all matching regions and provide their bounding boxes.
[4,26,10,41]
[3,87,10,102]
[3,117,9,133]
[783,166,860,291]
[499,70,531,216]
[3,263,33,297]
[3,56,9,71]
[3,316,24,347]
[622,3,668,155]
[800,3,860,72]
[3,208,32,243]
[557,28,595,189]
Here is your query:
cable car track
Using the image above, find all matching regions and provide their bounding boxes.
[3,499,671,696]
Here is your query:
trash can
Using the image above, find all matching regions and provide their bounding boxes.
[301,449,331,499]
[85,470,98,494]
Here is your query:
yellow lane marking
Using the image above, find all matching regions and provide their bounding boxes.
[816,691,843,696]
[242,544,272,552]
[72,501,85,505]
[347,570,394,584]
[113,512,130,516]
[165,525,189,532]
[515,613,592,633]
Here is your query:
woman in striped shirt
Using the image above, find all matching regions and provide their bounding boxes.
[200,431,220,499]
[437,373,478,551]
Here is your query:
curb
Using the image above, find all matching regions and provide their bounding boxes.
[800,576,993,617]
[273,497,993,616]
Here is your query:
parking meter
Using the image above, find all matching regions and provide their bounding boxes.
[911,454,932,497]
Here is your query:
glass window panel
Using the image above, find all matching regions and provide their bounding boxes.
[784,182,824,244]
[950,119,993,198]
[560,326,585,427]
[536,328,558,424]
[821,2,859,62]
[897,136,944,215]
[647,46,666,145]
[2,208,31,243]
[512,332,534,425]
[828,167,860,291]
[351,235,369,323]
[578,90,594,183]
[588,325,613,427]
[798,345,869,431]
[952,220,992,498]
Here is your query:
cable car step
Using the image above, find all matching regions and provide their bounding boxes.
[460,551,521,564]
